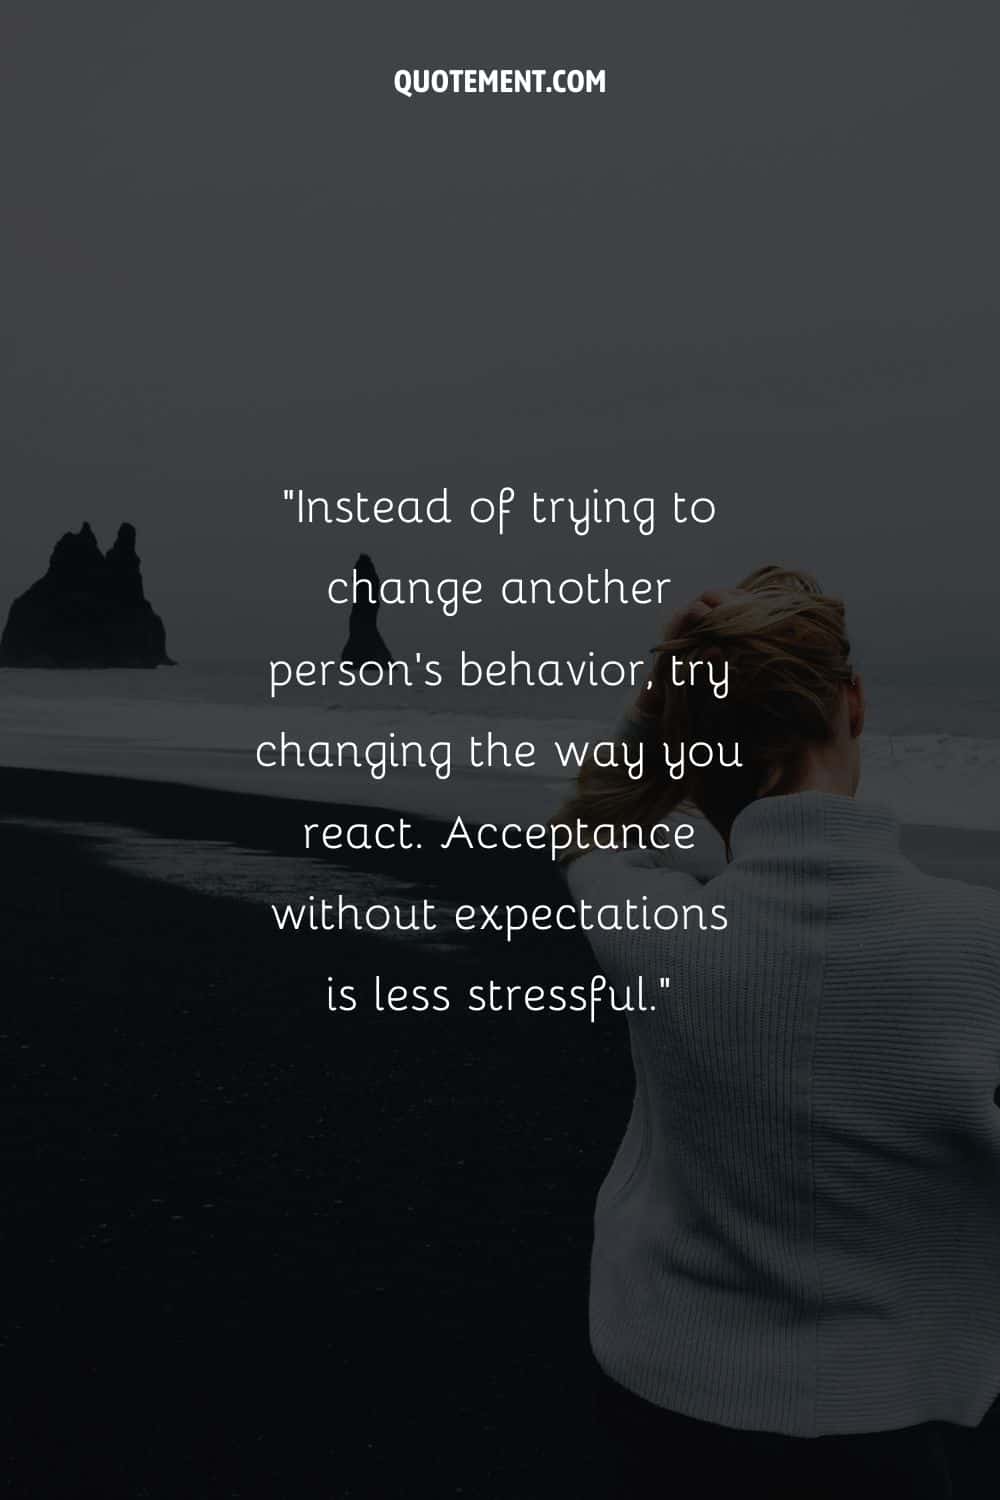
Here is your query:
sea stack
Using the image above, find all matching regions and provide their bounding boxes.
[0,521,174,668]
[341,553,393,668]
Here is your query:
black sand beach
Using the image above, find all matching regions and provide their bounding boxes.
[3,768,622,1497]
[6,767,1000,1497]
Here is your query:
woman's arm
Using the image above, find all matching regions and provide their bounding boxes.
[591,588,742,877]
[552,587,746,865]
[614,587,744,739]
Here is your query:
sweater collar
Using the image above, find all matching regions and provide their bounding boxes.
[729,792,901,861]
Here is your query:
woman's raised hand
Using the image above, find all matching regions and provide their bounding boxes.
[665,588,746,640]
[632,588,746,722]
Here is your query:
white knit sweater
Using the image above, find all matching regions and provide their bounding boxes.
[568,792,1000,1436]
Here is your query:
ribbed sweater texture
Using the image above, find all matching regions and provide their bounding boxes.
[567,792,1000,1436]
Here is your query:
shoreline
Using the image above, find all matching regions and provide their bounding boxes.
[2,764,999,891]
[3,664,1000,834]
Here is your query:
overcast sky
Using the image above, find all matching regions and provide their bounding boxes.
[3,2,999,665]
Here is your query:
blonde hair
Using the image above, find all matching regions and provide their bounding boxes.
[553,566,854,860]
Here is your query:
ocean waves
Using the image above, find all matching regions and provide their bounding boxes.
[1,667,998,833]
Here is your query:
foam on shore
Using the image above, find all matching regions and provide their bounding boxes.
[1,672,998,832]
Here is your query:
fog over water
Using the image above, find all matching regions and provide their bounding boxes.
[3,7,999,666]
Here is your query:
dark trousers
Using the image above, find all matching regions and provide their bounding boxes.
[591,1366,1000,1499]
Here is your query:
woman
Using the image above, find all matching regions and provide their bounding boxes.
[554,567,1000,1498]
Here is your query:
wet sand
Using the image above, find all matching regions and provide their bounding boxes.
[3,769,620,1497]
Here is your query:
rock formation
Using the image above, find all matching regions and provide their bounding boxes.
[341,552,393,667]
[0,521,174,668]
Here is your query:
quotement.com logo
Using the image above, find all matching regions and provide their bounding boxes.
[394,68,606,98]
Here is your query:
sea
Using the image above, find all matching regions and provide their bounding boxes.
[1,658,998,833]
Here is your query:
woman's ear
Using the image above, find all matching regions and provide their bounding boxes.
[847,674,866,739]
